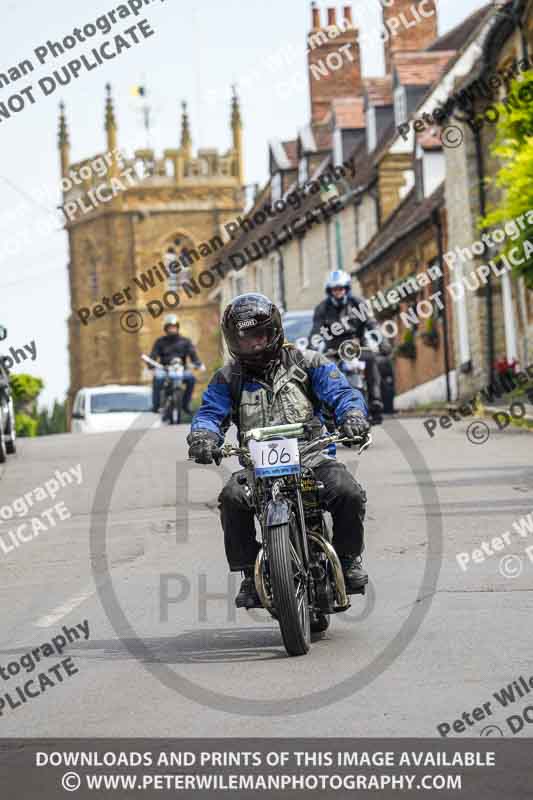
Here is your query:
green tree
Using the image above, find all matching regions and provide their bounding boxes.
[9,373,44,412]
[37,400,67,435]
[16,413,39,438]
[8,374,67,437]
[481,70,533,288]
[9,373,44,438]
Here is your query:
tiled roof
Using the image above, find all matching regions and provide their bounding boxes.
[312,123,333,151]
[281,139,298,168]
[393,51,457,87]
[427,4,492,52]
[345,138,375,192]
[357,183,445,272]
[363,77,393,107]
[344,118,398,195]
[216,156,339,275]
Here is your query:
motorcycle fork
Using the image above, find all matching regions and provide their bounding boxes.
[294,488,310,571]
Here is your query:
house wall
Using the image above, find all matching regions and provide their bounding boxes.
[357,214,456,404]
[443,18,533,399]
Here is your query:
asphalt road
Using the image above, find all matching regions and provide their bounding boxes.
[0,416,532,737]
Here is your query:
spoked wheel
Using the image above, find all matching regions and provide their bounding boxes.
[171,388,183,424]
[162,397,172,424]
[5,414,16,454]
[267,522,310,657]
[0,427,6,464]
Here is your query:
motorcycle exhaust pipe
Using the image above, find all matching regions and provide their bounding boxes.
[308,532,350,611]
[255,536,350,613]
[254,549,273,612]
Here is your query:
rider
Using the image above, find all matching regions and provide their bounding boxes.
[310,271,392,422]
[187,293,370,609]
[149,314,204,415]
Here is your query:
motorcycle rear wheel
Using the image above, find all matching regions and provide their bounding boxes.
[267,523,311,657]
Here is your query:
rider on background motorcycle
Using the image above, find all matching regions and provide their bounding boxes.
[310,271,392,423]
[187,293,370,609]
[149,314,205,415]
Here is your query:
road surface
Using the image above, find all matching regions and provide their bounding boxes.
[0,416,532,737]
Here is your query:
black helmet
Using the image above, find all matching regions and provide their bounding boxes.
[222,293,283,369]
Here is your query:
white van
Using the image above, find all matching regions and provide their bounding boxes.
[71,385,160,434]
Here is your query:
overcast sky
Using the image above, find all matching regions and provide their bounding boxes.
[0,0,487,406]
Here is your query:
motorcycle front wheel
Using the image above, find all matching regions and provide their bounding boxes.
[266,522,311,656]
[171,388,183,424]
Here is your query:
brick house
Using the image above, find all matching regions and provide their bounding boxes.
[215,3,461,395]
[386,0,533,398]
[215,1,532,409]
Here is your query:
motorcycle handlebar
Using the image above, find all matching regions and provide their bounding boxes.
[214,430,372,464]
[142,354,204,371]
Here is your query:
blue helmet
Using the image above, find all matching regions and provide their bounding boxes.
[325,270,351,306]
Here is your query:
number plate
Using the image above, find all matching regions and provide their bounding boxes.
[248,437,300,477]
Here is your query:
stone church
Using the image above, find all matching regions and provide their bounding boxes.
[59,85,244,409]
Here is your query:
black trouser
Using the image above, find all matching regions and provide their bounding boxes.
[360,351,383,408]
[218,460,367,571]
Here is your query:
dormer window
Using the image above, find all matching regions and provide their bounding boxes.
[367,106,377,153]
[272,172,282,202]
[394,86,407,126]
[298,157,308,185]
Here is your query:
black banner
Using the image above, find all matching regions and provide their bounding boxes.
[0,738,531,798]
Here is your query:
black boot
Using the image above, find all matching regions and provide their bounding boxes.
[235,568,261,609]
[339,554,368,594]
[370,399,383,425]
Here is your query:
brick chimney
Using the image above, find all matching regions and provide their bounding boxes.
[307,3,362,124]
[383,0,438,75]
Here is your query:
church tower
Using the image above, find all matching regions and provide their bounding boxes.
[61,86,245,410]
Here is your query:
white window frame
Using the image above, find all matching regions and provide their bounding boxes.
[271,172,282,203]
[298,157,308,185]
[367,105,377,152]
[333,127,343,167]
[327,220,336,271]
[164,250,178,292]
[394,86,407,127]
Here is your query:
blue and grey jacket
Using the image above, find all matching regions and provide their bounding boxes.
[191,346,367,463]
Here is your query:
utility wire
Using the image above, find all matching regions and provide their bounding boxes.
[0,175,60,217]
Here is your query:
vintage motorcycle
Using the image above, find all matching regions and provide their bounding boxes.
[214,422,371,657]
[325,343,387,426]
[141,354,186,425]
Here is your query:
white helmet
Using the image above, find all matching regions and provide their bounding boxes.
[325,270,351,306]
[164,313,179,331]
[325,270,351,292]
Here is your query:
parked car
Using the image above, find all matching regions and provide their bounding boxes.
[0,357,16,462]
[71,385,161,434]
[282,310,313,351]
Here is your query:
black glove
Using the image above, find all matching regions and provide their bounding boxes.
[339,410,370,446]
[187,430,221,464]
[379,340,392,357]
